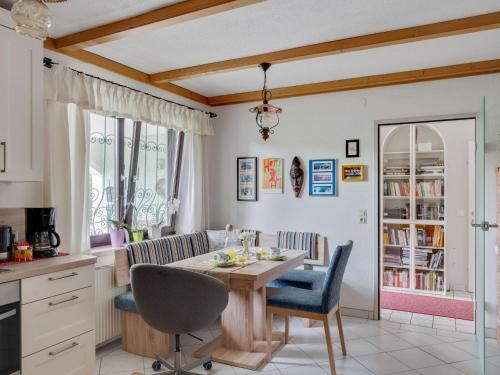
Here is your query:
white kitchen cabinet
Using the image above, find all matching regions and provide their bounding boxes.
[0,25,43,182]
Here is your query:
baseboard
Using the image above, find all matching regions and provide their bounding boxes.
[341,306,374,320]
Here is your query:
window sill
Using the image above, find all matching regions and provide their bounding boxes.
[90,245,125,268]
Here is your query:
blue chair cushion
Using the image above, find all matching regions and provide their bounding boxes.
[114,291,138,314]
[267,269,325,290]
[267,286,324,314]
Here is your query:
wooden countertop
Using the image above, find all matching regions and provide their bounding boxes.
[0,254,96,283]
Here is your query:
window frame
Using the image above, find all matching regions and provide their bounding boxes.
[89,116,184,248]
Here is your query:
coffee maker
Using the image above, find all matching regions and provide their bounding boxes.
[25,208,60,258]
[0,225,14,261]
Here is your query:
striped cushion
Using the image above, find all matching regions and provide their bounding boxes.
[238,229,259,247]
[277,231,319,260]
[126,234,194,266]
[190,231,210,256]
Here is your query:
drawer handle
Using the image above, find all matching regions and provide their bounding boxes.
[49,341,79,356]
[48,295,78,306]
[48,271,78,281]
[0,142,5,173]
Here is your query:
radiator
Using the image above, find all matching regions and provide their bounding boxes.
[95,266,127,345]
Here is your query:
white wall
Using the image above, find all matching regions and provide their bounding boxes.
[207,73,500,328]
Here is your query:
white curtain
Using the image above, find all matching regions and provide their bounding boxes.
[176,132,210,234]
[44,101,90,253]
[45,65,214,135]
[44,64,213,250]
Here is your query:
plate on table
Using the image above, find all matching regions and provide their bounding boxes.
[213,259,236,268]
[267,255,288,261]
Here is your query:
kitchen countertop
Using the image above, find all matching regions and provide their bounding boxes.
[0,254,96,283]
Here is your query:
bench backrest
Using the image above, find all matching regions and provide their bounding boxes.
[259,232,328,266]
[114,231,209,287]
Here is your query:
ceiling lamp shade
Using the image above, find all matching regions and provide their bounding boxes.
[249,63,282,141]
[11,0,53,40]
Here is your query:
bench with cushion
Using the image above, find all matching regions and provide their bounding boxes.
[113,231,210,358]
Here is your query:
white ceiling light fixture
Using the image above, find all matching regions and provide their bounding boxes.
[11,0,66,40]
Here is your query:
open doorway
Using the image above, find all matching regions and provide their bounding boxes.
[378,118,476,333]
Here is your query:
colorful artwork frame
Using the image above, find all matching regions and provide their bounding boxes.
[309,159,338,196]
[237,157,258,201]
[262,158,284,193]
[342,164,365,182]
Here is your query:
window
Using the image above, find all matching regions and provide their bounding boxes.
[88,113,183,247]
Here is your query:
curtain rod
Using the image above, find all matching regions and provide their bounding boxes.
[43,57,217,118]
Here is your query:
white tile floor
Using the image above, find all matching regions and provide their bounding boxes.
[381,309,476,334]
[95,315,500,375]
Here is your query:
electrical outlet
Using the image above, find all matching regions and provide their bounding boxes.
[358,209,367,224]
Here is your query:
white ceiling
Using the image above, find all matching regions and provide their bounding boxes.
[16,0,500,98]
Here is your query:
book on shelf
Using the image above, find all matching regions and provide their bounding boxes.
[416,225,444,247]
[415,249,443,269]
[416,180,444,197]
[417,202,444,220]
[383,166,410,176]
[384,226,410,246]
[384,269,409,288]
[417,162,444,176]
[415,271,444,291]
[384,181,410,196]
[384,247,410,267]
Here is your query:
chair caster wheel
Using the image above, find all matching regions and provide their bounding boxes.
[152,360,162,371]
[203,361,212,370]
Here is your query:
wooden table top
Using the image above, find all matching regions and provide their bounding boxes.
[168,249,305,290]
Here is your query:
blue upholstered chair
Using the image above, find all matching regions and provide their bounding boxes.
[266,241,353,375]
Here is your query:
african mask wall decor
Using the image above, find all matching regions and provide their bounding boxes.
[290,156,304,198]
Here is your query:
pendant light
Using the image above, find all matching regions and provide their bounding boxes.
[249,63,282,141]
[11,0,66,40]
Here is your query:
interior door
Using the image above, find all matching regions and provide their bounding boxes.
[473,96,498,374]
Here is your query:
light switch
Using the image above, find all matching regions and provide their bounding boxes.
[359,209,367,224]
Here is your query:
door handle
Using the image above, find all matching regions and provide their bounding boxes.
[471,221,499,231]
[48,271,78,281]
[48,341,79,356]
[48,295,78,306]
[0,142,5,173]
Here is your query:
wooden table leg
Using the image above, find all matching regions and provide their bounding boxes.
[193,287,284,370]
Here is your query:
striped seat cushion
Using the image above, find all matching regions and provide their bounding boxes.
[126,234,194,266]
[277,231,319,260]
[189,231,210,256]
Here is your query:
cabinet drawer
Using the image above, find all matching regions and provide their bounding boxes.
[22,287,95,357]
[22,265,94,303]
[22,330,95,375]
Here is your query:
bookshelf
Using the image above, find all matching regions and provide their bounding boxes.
[380,124,446,294]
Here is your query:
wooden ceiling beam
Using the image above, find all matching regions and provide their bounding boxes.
[44,38,210,105]
[207,59,500,106]
[53,0,265,51]
[151,11,500,83]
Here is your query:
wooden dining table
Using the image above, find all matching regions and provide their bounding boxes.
[168,249,305,370]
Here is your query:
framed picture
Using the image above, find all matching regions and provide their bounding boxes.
[309,159,337,196]
[346,139,360,158]
[342,164,365,182]
[237,157,258,201]
[262,158,284,193]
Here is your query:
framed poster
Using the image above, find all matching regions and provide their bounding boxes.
[262,158,284,193]
[346,139,360,158]
[309,159,337,196]
[342,164,365,182]
[237,157,258,201]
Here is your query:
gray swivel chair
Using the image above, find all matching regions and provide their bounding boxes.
[131,264,229,375]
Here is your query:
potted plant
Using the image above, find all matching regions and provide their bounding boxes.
[108,219,128,248]
[148,219,164,240]
[131,228,144,242]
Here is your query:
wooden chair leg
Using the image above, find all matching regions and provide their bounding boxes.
[284,315,290,344]
[335,308,347,356]
[266,309,274,361]
[322,315,336,375]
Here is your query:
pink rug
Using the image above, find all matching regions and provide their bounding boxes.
[381,291,474,321]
